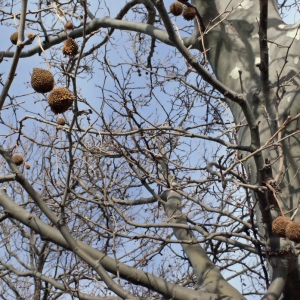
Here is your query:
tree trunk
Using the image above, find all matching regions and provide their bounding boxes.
[191,0,300,298]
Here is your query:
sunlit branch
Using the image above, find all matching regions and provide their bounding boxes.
[0,18,172,58]
[0,259,119,300]
[0,189,218,300]
[0,174,16,183]
[0,0,28,110]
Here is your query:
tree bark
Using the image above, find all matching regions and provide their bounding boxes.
[161,190,246,299]
[190,1,300,298]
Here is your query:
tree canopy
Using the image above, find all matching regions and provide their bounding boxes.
[1,1,300,299]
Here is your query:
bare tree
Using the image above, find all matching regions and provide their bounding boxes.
[0,0,300,299]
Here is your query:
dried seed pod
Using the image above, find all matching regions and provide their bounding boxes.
[47,87,75,114]
[62,38,78,56]
[27,33,35,39]
[272,216,291,238]
[182,6,196,21]
[10,32,18,45]
[31,68,54,93]
[170,2,183,16]
[64,21,74,30]
[56,117,66,126]
[25,163,31,170]
[286,221,300,243]
[12,154,24,166]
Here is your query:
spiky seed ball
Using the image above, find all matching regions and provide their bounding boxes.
[182,6,196,21]
[12,154,24,166]
[27,33,35,39]
[286,221,300,243]
[31,68,54,93]
[25,163,31,170]
[272,216,291,238]
[170,2,183,16]
[10,32,18,45]
[47,87,75,114]
[62,38,78,56]
[65,21,74,30]
[56,117,66,126]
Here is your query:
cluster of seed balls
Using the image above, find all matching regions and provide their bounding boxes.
[10,21,78,57]
[272,216,300,243]
[31,68,75,115]
[10,32,35,45]
[11,154,30,169]
[169,0,197,21]
[9,22,78,117]
[9,22,77,169]
[62,21,78,56]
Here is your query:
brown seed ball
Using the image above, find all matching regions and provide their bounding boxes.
[25,163,31,170]
[47,87,75,114]
[177,0,189,3]
[31,68,54,93]
[27,33,35,39]
[12,154,24,166]
[56,117,66,126]
[10,32,18,45]
[64,21,74,30]
[62,38,78,56]
[286,221,300,243]
[170,2,183,16]
[182,6,196,21]
[272,216,291,238]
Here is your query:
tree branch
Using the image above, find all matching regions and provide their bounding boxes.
[0,259,121,300]
[261,257,288,300]
[0,189,218,300]
[0,0,28,110]
[0,18,172,59]
[160,190,246,299]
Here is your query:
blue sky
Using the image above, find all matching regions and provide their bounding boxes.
[0,1,299,299]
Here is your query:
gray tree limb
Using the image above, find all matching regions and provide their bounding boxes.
[160,190,246,300]
[0,189,218,300]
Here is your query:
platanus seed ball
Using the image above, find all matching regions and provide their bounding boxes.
[27,33,35,39]
[62,38,78,56]
[286,221,300,243]
[10,32,18,45]
[272,216,291,238]
[170,2,183,16]
[65,21,74,30]
[56,117,66,126]
[47,87,75,114]
[12,154,24,166]
[31,68,54,93]
[182,6,196,21]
